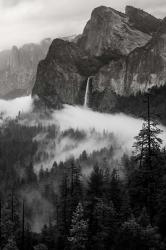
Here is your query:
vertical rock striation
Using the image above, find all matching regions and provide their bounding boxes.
[77,6,151,57]
[0,38,52,99]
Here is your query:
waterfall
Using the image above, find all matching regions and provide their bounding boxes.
[84,76,93,107]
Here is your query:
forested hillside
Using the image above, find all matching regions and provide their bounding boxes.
[0,104,166,250]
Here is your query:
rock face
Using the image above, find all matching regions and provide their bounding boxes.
[33,5,166,115]
[32,39,102,108]
[77,6,151,57]
[0,38,51,99]
[125,6,161,34]
[93,18,166,99]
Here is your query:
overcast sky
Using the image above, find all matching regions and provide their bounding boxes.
[0,0,166,51]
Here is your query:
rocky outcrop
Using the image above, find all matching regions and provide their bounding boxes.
[93,17,166,100]
[33,5,165,113]
[77,6,151,57]
[125,6,161,34]
[0,38,52,99]
[32,39,102,108]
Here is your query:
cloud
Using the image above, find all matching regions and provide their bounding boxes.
[20,188,54,232]
[0,96,143,169]
[1,0,31,7]
[0,95,33,118]
[0,96,166,171]
[32,104,166,170]
[31,103,144,171]
[53,104,143,148]
[0,0,165,50]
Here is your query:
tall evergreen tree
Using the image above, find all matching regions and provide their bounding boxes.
[69,160,82,216]
[0,197,2,247]
[120,191,132,222]
[1,194,20,248]
[116,217,160,250]
[130,95,164,219]
[92,199,118,250]
[41,224,55,250]
[133,95,163,169]
[86,165,105,250]
[34,243,48,250]
[138,207,150,228]
[133,120,162,168]
[68,203,88,250]
[57,170,70,249]
[88,165,104,199]
[108,169,123,212]
[3,237,19,250]
[156,181,166,237]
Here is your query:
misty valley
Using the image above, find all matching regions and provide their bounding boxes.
[0,92,166,250]
[1,2,166,250]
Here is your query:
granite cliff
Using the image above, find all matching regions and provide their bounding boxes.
[77,6,152,57]
[92,17,166,109]
[33,6,159,106]
[125,6,161,34]
[0,38,52,99]
[32,39,102,108]
[32,5,166,123]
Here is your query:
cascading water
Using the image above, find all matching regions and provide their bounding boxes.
[84,76,93,108]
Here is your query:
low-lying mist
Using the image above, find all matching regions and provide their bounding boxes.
[1,96,166,171]
[32,104,145,171]
[53,104,144,149]
[0,95,33,118]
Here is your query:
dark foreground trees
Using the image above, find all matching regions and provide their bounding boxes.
[1,154,166,250]
[1,99,166,249]
[68,203,88,250]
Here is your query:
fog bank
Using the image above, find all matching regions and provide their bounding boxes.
[1,96,166,168]
[0,95,32,118]
[53,105,144,149]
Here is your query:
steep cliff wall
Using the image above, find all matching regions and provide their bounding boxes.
[0,38,51,99]
[93,18,166,98]
[77,6,151,57]
[125,6,161,34]
[32,39,102,108]
[32,5,165,114]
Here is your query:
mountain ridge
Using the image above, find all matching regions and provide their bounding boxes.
[1,4,166,123]
[0,38,52,99]
[0,35,78,99]
[32,5,164,112]
[77,5,151,57]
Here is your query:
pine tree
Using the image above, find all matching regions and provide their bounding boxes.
[138,207,150,228]
[68,203,88,250]
[69,160,82,214]
[34,244,48,250]
[57,160,83,250]
[1,194,21,248]
[86,165,105,249]
[133,120,162,168]
[120,191,132,222]
[0,197,2,246]
[156,181,166,237]
[88,165,104,199]
[133,95,163,169]
[115,218,145,250]
[26,162,37,184]
[92,199,118,250]
[108,169,123,212]
[57,171,69,249]
[130,95,164,220]
[41,224,55,250]
[2,237,19,250]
